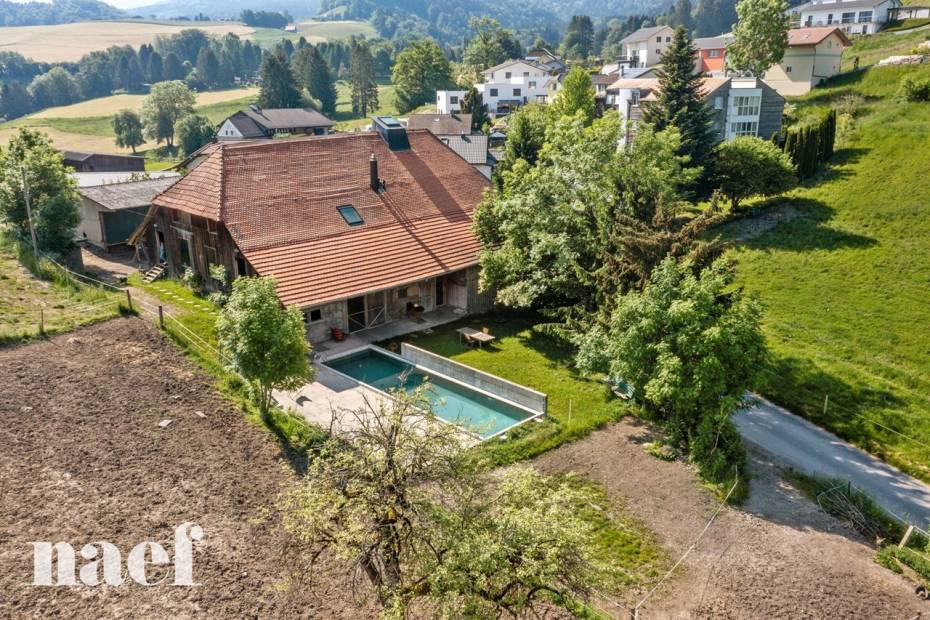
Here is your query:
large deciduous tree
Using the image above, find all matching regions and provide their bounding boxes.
[548,66,596,125]
[275,385,608,616]
[392,39,453,114]
[728,0,790,76]
[141,80,195,148]
[462,17,522,72]
[348,40,379,117]
[575,256,766,485]
[174,114,215,156]
[258,48,301,109]
[217,277,314,420]
[641,27,715,171]
[112,109,144,153]
[713,136,796,209]
[0,128,80,255]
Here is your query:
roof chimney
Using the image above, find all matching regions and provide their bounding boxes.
[370,153,380,192]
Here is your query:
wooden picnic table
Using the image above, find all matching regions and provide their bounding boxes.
[457,327,495,348]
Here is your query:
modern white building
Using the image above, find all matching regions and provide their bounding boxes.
[789,0,900,35]
[436,90,468,115]
[619,25,676,68]
[475,59,555,117]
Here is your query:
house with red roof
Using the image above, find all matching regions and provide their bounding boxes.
[137,117,494,342]
[763,27,852,96]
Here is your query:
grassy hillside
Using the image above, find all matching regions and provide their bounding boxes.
[842,26,930,70]
[249,20,376,47]
[730,64,930,482]
[331,80,399,131]
[0,89,258,154]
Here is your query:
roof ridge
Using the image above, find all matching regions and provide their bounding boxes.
[218,144,227,223]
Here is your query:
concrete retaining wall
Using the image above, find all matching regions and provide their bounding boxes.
[400,343,547,414]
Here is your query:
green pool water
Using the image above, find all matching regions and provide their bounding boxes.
[325,347,532,439]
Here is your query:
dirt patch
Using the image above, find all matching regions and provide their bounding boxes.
[726,205,801,241]
[534,418,930,619]
[0,318,375,618]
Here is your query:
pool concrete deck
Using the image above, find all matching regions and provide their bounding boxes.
[312,306,467,361]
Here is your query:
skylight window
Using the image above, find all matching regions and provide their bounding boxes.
[338,205,364,226]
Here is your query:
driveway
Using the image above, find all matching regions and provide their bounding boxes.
[735,395,930,527]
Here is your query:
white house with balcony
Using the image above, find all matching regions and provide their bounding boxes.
[790,0,900,35]
[619,25,676,68]
[474,59,554,117]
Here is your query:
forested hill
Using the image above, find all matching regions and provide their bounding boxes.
[0,0,124,26]
[320,0,674,43]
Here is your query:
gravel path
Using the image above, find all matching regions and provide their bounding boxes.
[735,395,930,526]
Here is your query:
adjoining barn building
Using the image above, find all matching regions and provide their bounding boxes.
[64,151,145,173]
[217,105,334,140]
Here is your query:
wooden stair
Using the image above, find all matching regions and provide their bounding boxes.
[142,264,166,283]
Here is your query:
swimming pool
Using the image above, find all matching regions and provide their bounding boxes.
[324,347,539,439]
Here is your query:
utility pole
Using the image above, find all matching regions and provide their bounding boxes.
[21,166,38,256]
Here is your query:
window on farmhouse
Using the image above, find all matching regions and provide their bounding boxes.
[338,205,364,226]
[858,10,872,22]
[306,308,323,323]
[731,121,758,137]
[733,95,761,116]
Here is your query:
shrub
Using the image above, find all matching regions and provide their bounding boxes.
[713,136,797,209]
[181,266,201,290]
[898,75,930,102]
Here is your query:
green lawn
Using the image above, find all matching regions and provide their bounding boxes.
[0,239,125,343]
[381,313,628,465]
[728,64,930,482]
[332,80,399,130]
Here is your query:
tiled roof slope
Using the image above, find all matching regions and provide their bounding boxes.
[152,130,490,307]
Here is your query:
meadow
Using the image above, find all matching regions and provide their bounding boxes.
[842,26,930,69]
[249,20,376,47]
[0,88,259,154]
[729,63,930,482]
[0,20,255,63]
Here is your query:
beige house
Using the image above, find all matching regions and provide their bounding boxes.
[764,27,851,96]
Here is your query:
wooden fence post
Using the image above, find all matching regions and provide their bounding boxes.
[158,305,164,329]
[899,525,915,549]
[823,394,829,417]
[125,289,133,312]
[39,308,44,334]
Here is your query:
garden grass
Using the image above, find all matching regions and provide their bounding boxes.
[380,313,628,466]
[728,64,930,482]
[0,239,125,343]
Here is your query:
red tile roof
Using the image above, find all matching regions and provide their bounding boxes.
[152,130,490,307]
[787,27,852,47]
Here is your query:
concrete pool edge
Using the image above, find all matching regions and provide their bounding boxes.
[320,344,547,441]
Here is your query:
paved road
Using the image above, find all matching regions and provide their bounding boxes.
[734,395,930,528]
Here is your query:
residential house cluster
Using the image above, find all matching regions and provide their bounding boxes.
[438,50,566,118]
[789,0,899,35]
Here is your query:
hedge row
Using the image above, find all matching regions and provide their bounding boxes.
[778,110,837,180]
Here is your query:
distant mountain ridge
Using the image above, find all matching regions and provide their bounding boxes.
[129,0,320,20]
[0,0,125,26]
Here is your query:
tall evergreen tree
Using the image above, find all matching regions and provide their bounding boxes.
[561,15,595,59]
[349,41,379,117]
[196,47,220,87]
[163,52,185,81]
[460,87,490,132]
[303,46,337,115]
[258,49,301,109]
[669,0,695,33]
[0,82,33,120]
[147,51,164,83]
[641,27,715,170]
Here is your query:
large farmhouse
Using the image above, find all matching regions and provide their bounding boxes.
[138,117,493,343]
